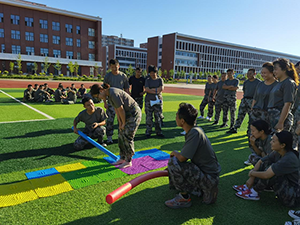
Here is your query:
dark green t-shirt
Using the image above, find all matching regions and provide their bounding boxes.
[104,72,129,90]
[74,107,107,129]
[34,89,45,102]
[24,89,33,101]
[215,81,225,101]
[108,87,137,112]
[258,135,272,155]
[253,81,278,110]
[243,79,261,98]
[54,89,63,102]
[180,127,221,176]
[145,77,164,101]
[224,78,239,96]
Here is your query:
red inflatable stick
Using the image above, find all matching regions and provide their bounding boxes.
[106,170,169,204]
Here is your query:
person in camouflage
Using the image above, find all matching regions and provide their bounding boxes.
[291,61,300,150]
[91,83,141,168]
[234,131,300,207]
[23,84,34,102]
[198,75,214,121]
[222,69,239,129]
[144,65,164,138]
[227,69,261,134]
[165,103,221,209]
[73,97,107,150]
[212,72,227,125]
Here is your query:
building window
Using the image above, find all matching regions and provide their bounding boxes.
[52,21,60,31]
[77,52,81,60]
[0,13,3,23]
[88,41,95,49]
[88,28,95,36]
[66,37,73,46]
[39,19,48,29]
[1,44,5,53]
[25,17,34,27]
[40,34,48,43]
[76,39,81,47]
[11,30,20,39]
[0,28,4,38]
[40,48,48,56]
[26,46,34,55]
[66,51,73,59]
[53,35,60,45]
[12,45,21,54]
[25,32,34,41]
[76,26,80,34]
[11,15,20,25]
[53,49,61,58]
[90,67,94,75]
[89,53,95,61]
[65,24,72,33]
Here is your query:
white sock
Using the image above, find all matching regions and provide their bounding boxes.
[250,188,258,196]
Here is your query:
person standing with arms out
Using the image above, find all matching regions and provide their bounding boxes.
[91,83,142,168]
[222,69,239,129]
[129,67,145,109]
[165,103,221,208]
[198,75,214,121]
[267,58,298,132]
[227,69,261,133]
[145,65,164,138]
[104,59,130,144]
[212,72,227,126]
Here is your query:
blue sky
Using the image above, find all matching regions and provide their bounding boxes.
[36,0,300,56]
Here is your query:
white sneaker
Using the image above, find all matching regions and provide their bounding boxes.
[197,116,204,119]
[181,131,186,135]
[289,210,300,220]
[244,160,252,166]
[206,117,212,121]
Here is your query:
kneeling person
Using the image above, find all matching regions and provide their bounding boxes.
[166,103,221,208]
[73,97,107,150]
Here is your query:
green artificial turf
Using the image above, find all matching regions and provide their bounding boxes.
[0,89,292,225]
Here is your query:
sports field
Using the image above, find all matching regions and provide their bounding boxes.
[0,88,291,225]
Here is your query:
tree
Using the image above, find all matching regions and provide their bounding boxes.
[33,62,38,74]
[74,62,79,76]
[43,57,50,75]
[188,70,193,83]
[163,69,168,78]
[198,71,203,79]
[180,70,186,79]
[9,62,14,75]
[94,63,99,77]
[16,54,22,74]
[68,61,75,76]
[125,64,134,77]
[158,68,162,77]
[142,69,147,77]
[169,69,175,79]
[53,60,61,75]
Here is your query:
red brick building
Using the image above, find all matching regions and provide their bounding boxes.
[0,0,102,76]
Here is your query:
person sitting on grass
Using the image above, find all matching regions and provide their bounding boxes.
[247,120,276,166]
[54,84,67,103]
[73,97,107,150]
[77,84,87,99]
[165,103,221,209]
[233,131,300,207]
[23,84,34,102]
[34,84,51,102]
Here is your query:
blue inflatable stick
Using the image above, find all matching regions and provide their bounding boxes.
[72,127,118,161]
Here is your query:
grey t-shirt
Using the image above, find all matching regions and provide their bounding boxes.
[258,135,272,155]
[54,89,63,102]
[34,89,45,102]
[145,77,164,101]
[104,71,129,90]
[204,83,215,97]
[24,89,33,101]
[267,78,297,109]
[253,81,278,110]
[215,81,225,101]
[68,88,77,101]
[74,107,107,129]
[210,83,217,98]
[181,127,221,176]
[224,78,239,96]
[243,79,261,98]
[108,87,137,112]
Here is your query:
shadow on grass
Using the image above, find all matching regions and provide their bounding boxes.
[4,128,72,139]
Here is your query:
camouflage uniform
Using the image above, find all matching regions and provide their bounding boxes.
[234,98,253,129]
[292,106,300,150]
[222,95,237,128]
[118,104,142,162]
[253,159,299,207]
[214,101,227,124]
[74,126,106,150]
[168,156,219,198]
[268,108,293,132]
[106,101,116,137]
[199,96,209,116]
[133,96,144,110]
[145,101,163,135]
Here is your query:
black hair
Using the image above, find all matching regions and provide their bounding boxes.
[262,62,274,73]
[227,69,234,73]
[207,75,212,78]
[213,75,218,79]
[135,67,142,72]
[248,68,256,74]
[148,65,157,73]
[275,131,298,157]
[82,97,93,105]
[28,84,32,88]
[109,58,119,65]
[273,58,299,85]
[44,83,48,86]
[90,84,101,95]
[39,84,44,88]
[177,103,198,126]
[295,61,300,67]
[251,120,271,135]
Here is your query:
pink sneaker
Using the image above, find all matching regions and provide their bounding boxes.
[232,184,248,192]
[236,189,260,201]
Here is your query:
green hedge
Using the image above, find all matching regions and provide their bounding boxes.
[0,74,103,82]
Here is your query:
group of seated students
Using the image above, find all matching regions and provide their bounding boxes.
[23,83,88,104]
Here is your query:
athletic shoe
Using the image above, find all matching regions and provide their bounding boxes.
[235,189,260,201]
[285,220,300,225]
[289,210,300,220]
[244,160,252,166]
[197,115,204,119]
[180,131,186,135]
[165,193,192,209]
[206,116,212,121]
[212,121,218,125]
[202,185,218,204]
[106,136,113,145]
[220,123,228,128]
[232,184,248,192]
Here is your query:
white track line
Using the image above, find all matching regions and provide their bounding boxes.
[0,90,55,120]
[0,119,53,124]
